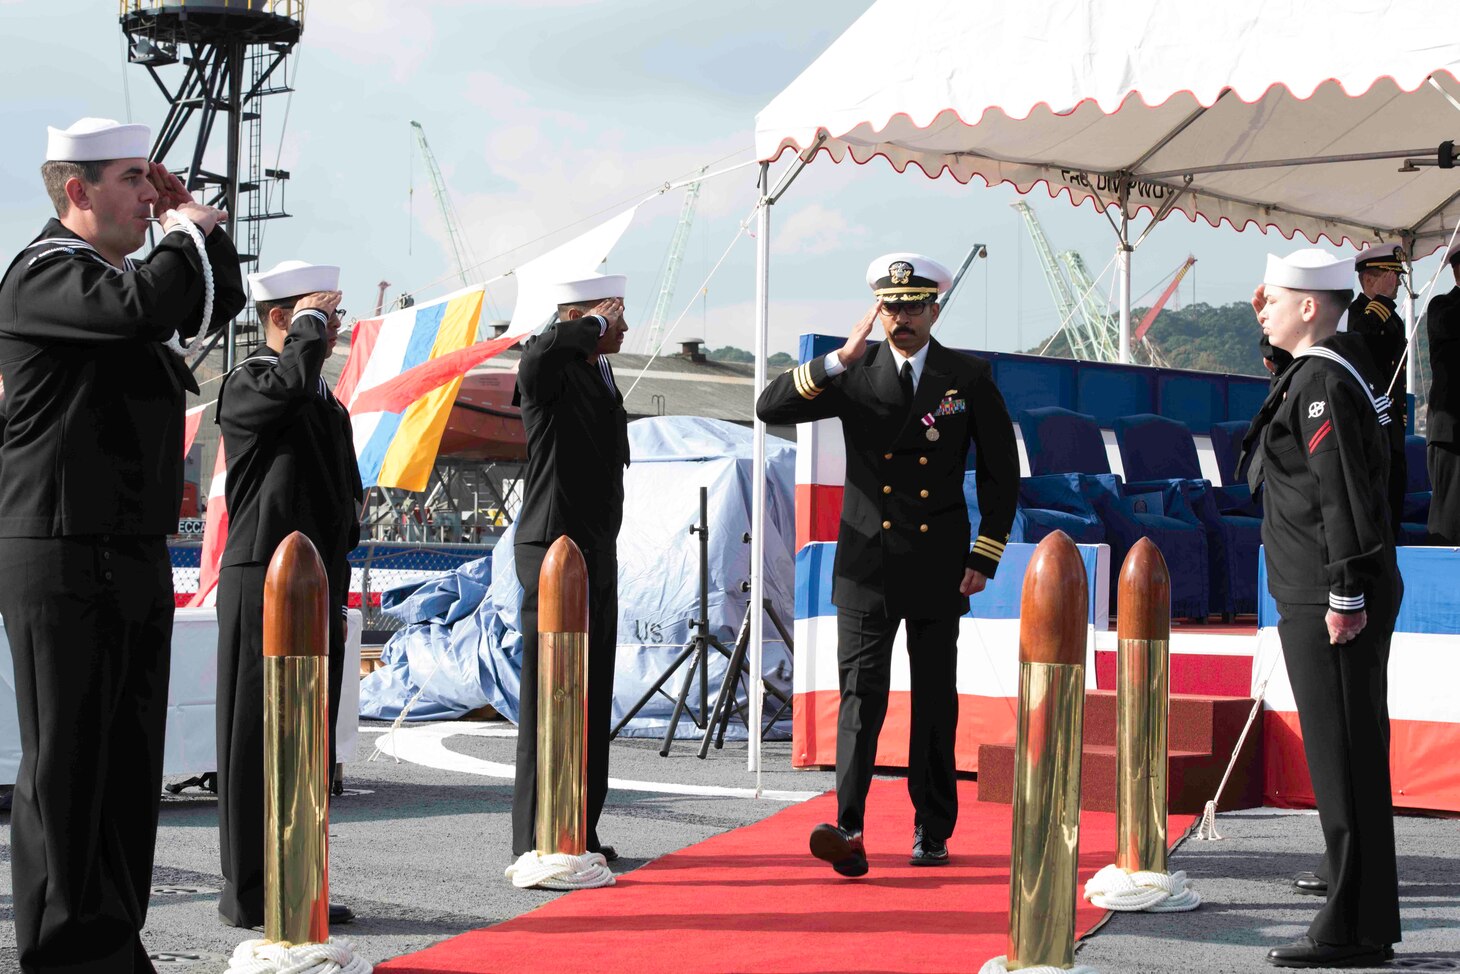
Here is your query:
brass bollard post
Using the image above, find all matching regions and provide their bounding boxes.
[262,531,331,946]
[1008,531,1089,971]
[535,536,590,856]
[1115,537,1171,875]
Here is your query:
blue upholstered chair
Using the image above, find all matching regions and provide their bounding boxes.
[1206,419,1262,517]
[1400,434,1432,545]
[1115,414,1262,617]
[1018,407,1209,619]
[963,470,1104,547]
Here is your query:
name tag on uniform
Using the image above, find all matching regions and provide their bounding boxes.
[935,396,966,417]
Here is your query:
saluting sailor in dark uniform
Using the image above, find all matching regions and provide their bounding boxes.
[756,253,1018,877]
[214,261,362,930]
[0,118,243,971]
[1243,250,1402,969]
[1425,243,1460,545]
[1349,243,1410,536]
[510,274,630,864]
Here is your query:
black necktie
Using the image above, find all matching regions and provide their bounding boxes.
[898,360,915,408]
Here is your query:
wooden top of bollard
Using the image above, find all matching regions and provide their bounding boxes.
[539,535,589,633]
[1018,530,1089,665]
[263,531,329,658]
[1117,537,1171,641]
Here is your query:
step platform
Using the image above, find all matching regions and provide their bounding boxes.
[976,689,1264,812]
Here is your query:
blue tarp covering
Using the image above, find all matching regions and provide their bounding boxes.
[360,416,798,740]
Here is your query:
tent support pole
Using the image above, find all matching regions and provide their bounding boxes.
[1118,179,1133,364]
[749,162,771,786]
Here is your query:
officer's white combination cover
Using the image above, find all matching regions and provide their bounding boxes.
[249,260,341,301]
[865,253,953,293]
[1263,250,1354,292]
[46,118,152,162]
[546,274,627,306]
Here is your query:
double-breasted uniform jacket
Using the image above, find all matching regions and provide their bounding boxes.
[513,317,630,549]
[1427,286,1460,446]
[1250,335,1397,611]
[217,309,364,572]
[0,218,243,536]
[757,339,1019,619]
[1347,291,1406,429]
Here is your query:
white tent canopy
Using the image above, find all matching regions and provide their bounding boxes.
[756,0,1460,251]
[742,0,1460,780]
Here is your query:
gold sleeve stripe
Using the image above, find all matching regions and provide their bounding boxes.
[972,538,1005,561]
[793,364,823,400]
[1366,300,1391,322]
[974,535,1006,553]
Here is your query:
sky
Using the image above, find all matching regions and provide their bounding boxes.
[2,0,1454,364]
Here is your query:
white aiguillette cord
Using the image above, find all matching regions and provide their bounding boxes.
[158,209,214,358]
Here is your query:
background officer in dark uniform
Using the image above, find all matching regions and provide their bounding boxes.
[1426,243,1460,544]
[757,253,1018,877]
[510,274,630,863]
[1349,243,1409,536]
[214,260,362,929]
[0,117,242,971]
[1246,250,1401,969]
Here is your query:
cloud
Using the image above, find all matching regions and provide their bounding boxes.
[774,203,867,258]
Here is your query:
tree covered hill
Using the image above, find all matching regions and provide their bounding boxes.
[1028,301,1268,377]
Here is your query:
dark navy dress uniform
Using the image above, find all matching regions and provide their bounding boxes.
[0,217,243,970]
[1347,290,1407,535]
[213,307,362,927]
[756,338,1018,842]
[510,315,628,856]
[1247,335,1401,951]
[1426,284,1460,544]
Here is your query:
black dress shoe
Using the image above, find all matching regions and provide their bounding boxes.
[329,901,355,925]
[594,845,619,863]
[910,825,949,866]
[1266,936,1389,968]
[1292,871,1329,896]
[809,823,867,877]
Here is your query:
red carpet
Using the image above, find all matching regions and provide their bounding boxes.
[379,780,1196,974]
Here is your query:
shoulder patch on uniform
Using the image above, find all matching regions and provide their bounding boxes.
[1307,400,1325,419]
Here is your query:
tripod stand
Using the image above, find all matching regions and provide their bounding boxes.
[698,593,794,758]
[609,486,737,755]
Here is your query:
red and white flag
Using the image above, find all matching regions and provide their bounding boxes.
[188,438,228,608]
[183,401,212,457]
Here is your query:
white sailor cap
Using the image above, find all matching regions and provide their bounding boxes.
[46,117,151,163]
[546,273,626,307]
[248,260,340,302]
[1263,250,1354,292]
[1354,243,1407,274]
[866,253,952,303]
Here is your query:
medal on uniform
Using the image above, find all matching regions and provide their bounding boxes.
[921,413,939,441]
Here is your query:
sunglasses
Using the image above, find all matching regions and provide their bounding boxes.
[330,308,348,321]
[878,301,930,317]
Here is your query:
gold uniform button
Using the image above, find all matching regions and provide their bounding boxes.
[883,485,892,494]
[919,456,928,466]
[920,524,929,533]
[920,489,929,499]
[882,520,892,530]
[884,453,893,460]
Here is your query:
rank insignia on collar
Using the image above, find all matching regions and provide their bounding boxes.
[889,261,913,285]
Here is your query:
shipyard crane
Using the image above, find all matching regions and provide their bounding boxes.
[642,169,706,355]
[411,121,479,288]
[1011,201,1106,360]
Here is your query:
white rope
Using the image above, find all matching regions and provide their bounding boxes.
[1083,864,1201,912]
[367,649,443,764]
[1193,669,1277,841]
[978,955,1098,974]
[505,850,615,890]
[226,937,371,974]
[1385,217,1460,399]
[160,210,214,358]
